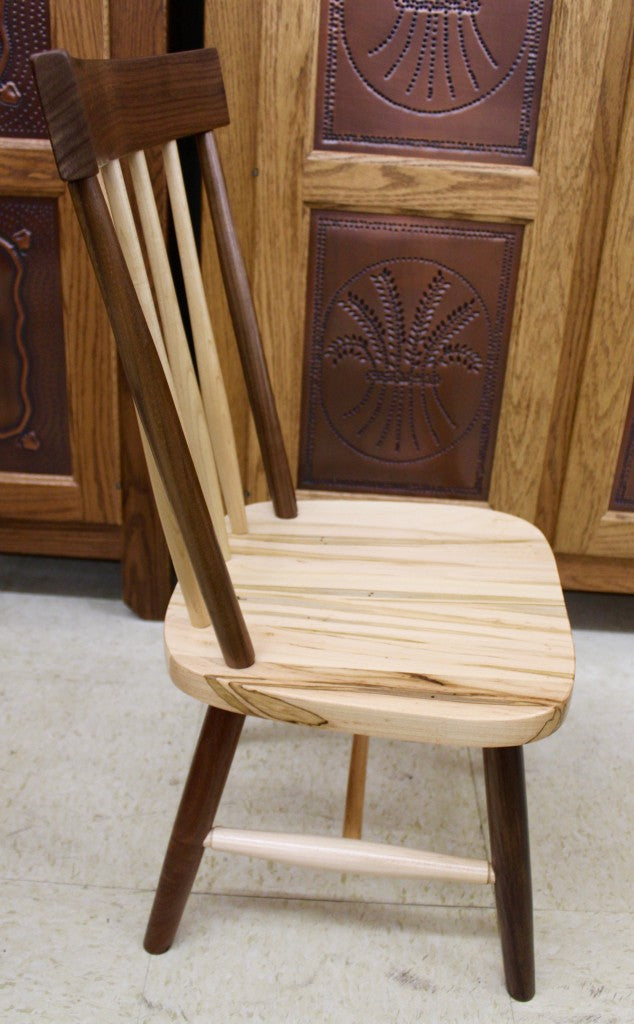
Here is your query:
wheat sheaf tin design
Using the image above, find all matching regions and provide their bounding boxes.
[323,260,486,462]
[316,0,554,162]
[299,212,522,498]
[350,0,509,114]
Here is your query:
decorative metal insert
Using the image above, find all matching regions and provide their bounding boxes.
[299,211,522,499]
[316,0,554,163]
[0,197,71,476]
[0,0,50,138]
[610,385,634,511]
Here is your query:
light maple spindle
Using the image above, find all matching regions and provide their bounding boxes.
[162,139,247,536]
[99,166,210,626]
[139,432,211,628]
[104,154,230,558]
[206,828,494,885]
[100,162,170,377]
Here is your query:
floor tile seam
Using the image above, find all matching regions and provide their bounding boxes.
[189,886,496,912]
[191,887,633,917]
[0,875,154,895]
[509,991,518,1024]
[138,958,152,1024]
[5,876,631,917]
[531,905,634,918]
[467,745,490,857]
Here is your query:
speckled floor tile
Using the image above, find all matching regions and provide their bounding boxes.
[142,894,514,1024]
[1,586,204,892]
[512,911,634,1024]
[0,880,149,1024]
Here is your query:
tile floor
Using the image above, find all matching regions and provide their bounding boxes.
[0,553,632,1023]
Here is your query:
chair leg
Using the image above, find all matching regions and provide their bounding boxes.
[483,746,535,1002]
[144,705,245,954]
[343,734,369,839]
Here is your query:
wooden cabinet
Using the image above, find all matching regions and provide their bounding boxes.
[0,0,172,616]
[552,53,634,592]
[4,1,628,600]
[0,1,118,545]
[204,0,634,592]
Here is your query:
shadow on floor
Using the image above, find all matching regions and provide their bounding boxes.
[564,590,634,632]
[0,554,121,601]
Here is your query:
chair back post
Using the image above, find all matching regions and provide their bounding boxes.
[68,174,254,669]
[197,132,297,519]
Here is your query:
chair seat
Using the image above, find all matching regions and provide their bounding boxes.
[164,497,574,748]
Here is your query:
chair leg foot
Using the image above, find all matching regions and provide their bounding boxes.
[144,705,245,955]
[483,746,535,1001]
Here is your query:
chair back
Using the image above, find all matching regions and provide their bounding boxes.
[32,48,297,668]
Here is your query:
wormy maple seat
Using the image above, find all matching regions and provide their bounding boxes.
[33,47,574,1002]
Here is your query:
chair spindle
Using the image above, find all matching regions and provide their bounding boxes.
[69,174,254,667]
[98,165,212,624]
[106,153,229,557]
[197,132,297,520]
[162,140,247,535]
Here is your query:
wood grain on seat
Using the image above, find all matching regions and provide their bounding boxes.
[166,498,574,747]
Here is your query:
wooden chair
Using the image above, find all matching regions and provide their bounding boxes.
[32,48,575,1002]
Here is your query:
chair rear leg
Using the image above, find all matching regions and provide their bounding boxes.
[144,705,245,954]
[483,746,535,1001]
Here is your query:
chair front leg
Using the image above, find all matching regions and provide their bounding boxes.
[483,745,535,1001]
[144,705,245,954]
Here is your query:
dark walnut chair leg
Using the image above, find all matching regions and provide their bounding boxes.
[483,746,535,1002]
[144,705,245,954]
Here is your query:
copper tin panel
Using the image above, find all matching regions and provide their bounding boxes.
[299,210,522,499]
[0,0,50,138]
[610,384,634,511]
[316,0,554,164]
[0,197,71,475]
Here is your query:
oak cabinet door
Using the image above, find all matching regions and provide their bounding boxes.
[206,0,631,535]
[0,0,172,616]
[0,0,120,550]
[554,54,634,582]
